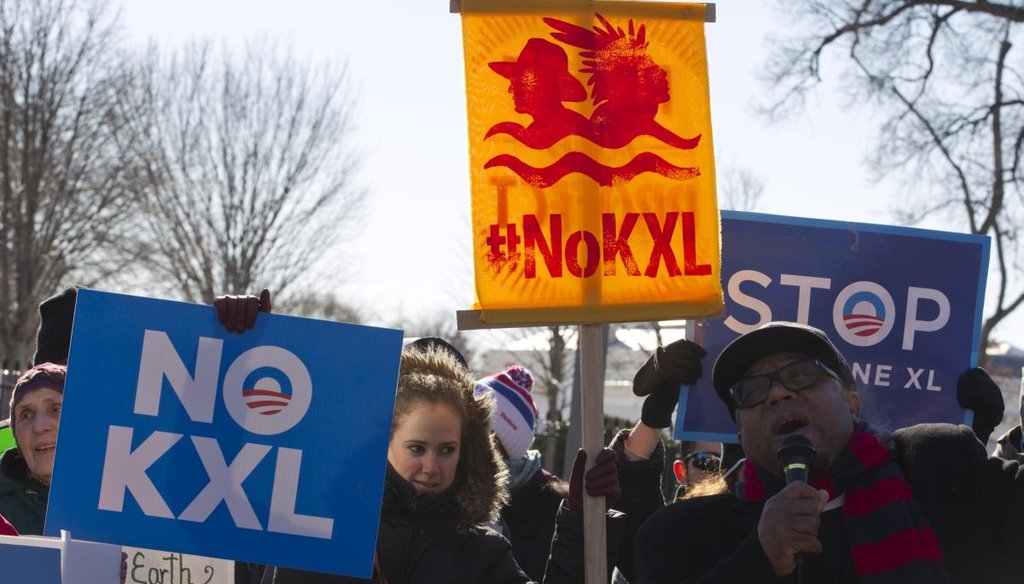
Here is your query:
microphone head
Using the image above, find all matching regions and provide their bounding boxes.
[777,434,816,468]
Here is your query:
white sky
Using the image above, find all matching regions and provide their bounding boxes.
[119,0,1023,347]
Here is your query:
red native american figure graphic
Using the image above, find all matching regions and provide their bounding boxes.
[484,14,702,188]
[486,38,591,148]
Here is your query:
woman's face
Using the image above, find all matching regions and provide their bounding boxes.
[387,400,462,495]
[13,387,63,486]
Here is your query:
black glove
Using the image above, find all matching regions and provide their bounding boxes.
[566,448,620,511]
[633,339,706,428]
[213,289,272,334]
[957,367,1004,444]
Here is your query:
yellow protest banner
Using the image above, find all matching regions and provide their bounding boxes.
[461,1,722,324]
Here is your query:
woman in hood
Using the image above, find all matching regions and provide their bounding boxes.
[273,343,533,584]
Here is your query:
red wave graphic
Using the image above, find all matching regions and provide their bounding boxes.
[485,120,702,151]
[484,152,699,188]
[243,389,292,400]
[246,399,291,409]
[243,388,291,416]
[843,314,884,337]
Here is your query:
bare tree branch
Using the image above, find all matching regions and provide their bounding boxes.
[0,0,135,365]
[121,41,365,303]
[761,0,1024,356]
[718,166,765,212]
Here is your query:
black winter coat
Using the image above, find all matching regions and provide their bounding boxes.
[0,447,49,535]
[635,424,1024,583]
[273,467,531,584]
[501,468,567,581]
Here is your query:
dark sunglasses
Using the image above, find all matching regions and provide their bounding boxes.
[683,451,721,472]
[729,358,841,409]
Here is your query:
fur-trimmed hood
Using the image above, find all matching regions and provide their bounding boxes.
[452,375,509,530]
[397,345,509,531]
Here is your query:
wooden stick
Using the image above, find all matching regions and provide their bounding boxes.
[579,323,607,584]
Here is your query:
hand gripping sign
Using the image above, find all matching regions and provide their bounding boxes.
[461,1,723,324]
[45,290,403,579]
[676,212,990,442]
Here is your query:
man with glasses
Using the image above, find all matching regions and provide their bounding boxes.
[632,321,1023,584]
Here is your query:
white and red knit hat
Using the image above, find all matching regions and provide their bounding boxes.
[475,365,538,460]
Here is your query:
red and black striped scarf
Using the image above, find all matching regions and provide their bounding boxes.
[736,422,949,583]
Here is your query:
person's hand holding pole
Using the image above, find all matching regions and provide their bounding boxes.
[566,448,621,511]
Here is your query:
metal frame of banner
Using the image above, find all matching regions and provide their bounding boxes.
[450,0,717,22]
[456,308,723,330]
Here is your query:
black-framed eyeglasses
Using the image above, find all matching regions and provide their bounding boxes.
[729,358,841,409]
[683,451,721,472]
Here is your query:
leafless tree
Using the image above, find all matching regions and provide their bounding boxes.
[122,42,364,304]
[401,310,479,369]
[274,291,365,324]
[501,325,577,423]
[719,166,764,212]
[760,1,1024,359]
[0,0,136,366]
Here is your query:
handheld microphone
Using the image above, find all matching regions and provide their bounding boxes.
[777,434,815,484]
[777,434,816,584]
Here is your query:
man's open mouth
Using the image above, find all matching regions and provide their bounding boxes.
[772,416,808,436]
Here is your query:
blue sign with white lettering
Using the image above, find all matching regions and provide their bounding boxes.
[676,212,989,442]
[45,290,403,578]
[0,538,61,584]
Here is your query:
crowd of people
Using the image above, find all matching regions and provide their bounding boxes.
[1,287,1023,583]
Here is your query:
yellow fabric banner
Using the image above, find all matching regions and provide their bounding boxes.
[461,1,722,324]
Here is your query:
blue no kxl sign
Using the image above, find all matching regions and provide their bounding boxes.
[46,290,403,578]
[676,211,990,442]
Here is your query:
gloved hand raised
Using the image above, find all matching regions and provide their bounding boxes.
[566,448,621,511]
[957,367,1004,444]
[213,289,272,334]
[633,339,706,428]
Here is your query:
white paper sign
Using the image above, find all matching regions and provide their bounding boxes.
[123,547,234,584]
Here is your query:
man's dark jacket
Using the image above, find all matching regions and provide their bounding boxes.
[635,424,1024,583]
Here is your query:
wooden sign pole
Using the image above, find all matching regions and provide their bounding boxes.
[578,323,607,584]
